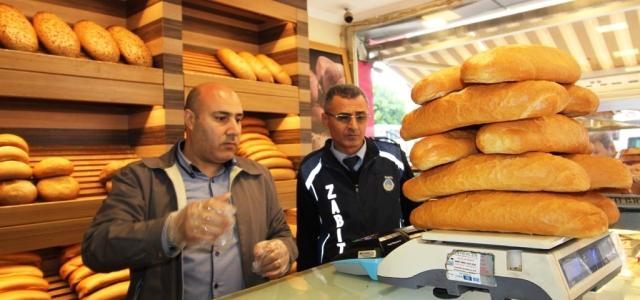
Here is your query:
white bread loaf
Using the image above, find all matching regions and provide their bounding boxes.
[241,116,267,127]
[68,265,95,290]
[0,4,38,52]
[560,84,599,117]
[400,80,570,140]
[0,180,37,206]
[36,175,80,202]
[59,255,82,280]
[239,144,280,158]
[238,52,274,83]
[269,168,296,181]
[0,275,48,293]
[73,20,120,63]
[247,150,287,161]
[0,146,29,164]
[58,243,81,266]
[99,159,139,184]
[241,125,269,136]
[32,12,80,57]
[32,157,74,179]
[0,161,32,181]
[460,44,581,84]
[0,252,42,269]
[562,192,620,225]
[76,269,130,299]
[106,25,153,67]
[410,130,478,171]
[256,54,292,85]
[0,265,43,278]
[240,133,271,144]
[257,157,293,169]
[476,114,592,154]
[216,48,256,80]
[409,191,608,238]
[403,152,591,201]
[83,280,129,300]
[0,134,28,153]
[411,66,463,105]
[0,290,51,300]
[562,154,633,190]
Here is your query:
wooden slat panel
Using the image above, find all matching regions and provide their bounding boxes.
[0,199,102,228]
[211,0,297,23]
[275,180,296,210]
[4,0,126,27]
[0,110,128,130]
[184,71,298,97]
[0,218,94,255]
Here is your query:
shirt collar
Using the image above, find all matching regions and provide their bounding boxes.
[176,140,236,178]
[330,139,367,163]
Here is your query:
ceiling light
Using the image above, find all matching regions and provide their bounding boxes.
[596,22,628,33]
[613,49,639,57]
[421,10,460,28]
[422,18,447,28]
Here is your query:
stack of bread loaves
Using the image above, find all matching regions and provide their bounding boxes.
[237,117,296,181]
[216,48,292,85]
[402,44,633,238]
[99,158,140,193]
[59,244,130,300]
[0,134,37,206]
[33,157,80,202]
[0,251,50,299]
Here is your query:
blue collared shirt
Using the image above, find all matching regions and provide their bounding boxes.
[330,139,367,171]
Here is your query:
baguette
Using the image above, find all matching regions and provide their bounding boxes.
[269,168,296,181]
[59,255,82,280]
[257,157,293,169]
[0,146,29,164]
[409,130,478,171]
[58,244,81,266]
[411,66,464,105]
[0,275,48,293]
[0,134,28,153]
[0,4,38,52]
[241,126,270,136]
[238,52,274,83]
[76,269,130,299]
[216,48,256,80]
[255,54,292,85]
[460,44,581,84]
[0,161,32,181]
[0,252,42,269]
[0,180,37,206]
[562,154,633,190]
[0,265,43,278]
[68,265,95,290]
[32,157,74,179]
[400,80,570,140]
[83,280,129,300]
[32,12,80,57]
[402,152,591,201]
[247,150,287,161]
[562,192,620,225]
[560,84,599,117]
[409,191,608,238]
[240,133,271,144]
[0,290,51,300]
[476,114,592,154]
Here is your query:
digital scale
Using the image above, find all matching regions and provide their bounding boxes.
[334,228,624,300]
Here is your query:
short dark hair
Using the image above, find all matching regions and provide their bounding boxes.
[324,84,368,111]
[184,87,201,114]
[589,132,614,148]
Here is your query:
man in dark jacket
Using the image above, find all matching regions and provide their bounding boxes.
[296,84,418,271]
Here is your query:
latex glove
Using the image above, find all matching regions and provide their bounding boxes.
[167,193,235,251]
[252,239,290,279]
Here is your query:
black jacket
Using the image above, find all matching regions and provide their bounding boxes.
[296,137,418,271]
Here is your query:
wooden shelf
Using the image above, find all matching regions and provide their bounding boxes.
[275,180,296,210]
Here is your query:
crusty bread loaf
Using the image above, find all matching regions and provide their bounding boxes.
[106,25,153,67]
[239,144,280,158]
[562,154,633,190]
[400,80,570,140]
[402,152,591,201]
[239,133,271,144]
[410,130,478,171]
[560,84,599,117]
[241,125,270,136]
[58,244,81,266]
[0,146,29,164]
[256,54,292,85]
[59,255,82,280]
[257,157,293,169]
[409,191,608,238]
[0,252,42,269]
[0,180,37,206]
[247,150,287,161]
[237,139,275,156]
[105,180,113,193]
[562,192,620,224]
[36,175,80,202]
[0,4,38,52]
[238,52,274,83]
[73,20,120,63]
[0,265,43,278]
[241,116,267,128]
[83,280,129,300]
[621,154,640,163]
[411,66,464,105]
[76,269,130,299]
[0,290,51,300]
[0,275,49,293]
[476,114,592,154]
[621,148,640,155]
[0,161,32,181]
[460,44,581,84]
[0,134,28,153]
[32,157,74,179]
[216,48,256,80]
[32,12,80,57]
[269,168,296,181]
[99,159,139,184]
[69,265,95,290]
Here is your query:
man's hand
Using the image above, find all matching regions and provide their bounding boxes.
[252,239,290,279]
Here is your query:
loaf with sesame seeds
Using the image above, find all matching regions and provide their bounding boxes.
[32,12,80,57]
[73,20,120,62]
[107,25,153,67]
[0,3,38,52]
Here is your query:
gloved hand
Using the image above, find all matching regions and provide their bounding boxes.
[166,193,235,251]
[252,239,290,279]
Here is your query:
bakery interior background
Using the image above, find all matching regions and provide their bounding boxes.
[309,0,640,154]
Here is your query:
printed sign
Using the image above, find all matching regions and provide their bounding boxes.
[445,250,496,287]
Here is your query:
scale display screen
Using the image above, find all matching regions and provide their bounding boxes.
[558,236,618,289]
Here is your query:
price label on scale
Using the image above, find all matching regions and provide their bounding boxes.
[445,250,497,287]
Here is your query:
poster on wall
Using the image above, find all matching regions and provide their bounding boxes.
[309,41,353,150]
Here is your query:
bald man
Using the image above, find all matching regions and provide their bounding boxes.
[82,82,297,300]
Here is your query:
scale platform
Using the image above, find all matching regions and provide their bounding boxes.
[421,229,573,250]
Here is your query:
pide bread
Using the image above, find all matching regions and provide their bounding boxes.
[69,265,95,290]
[0,4,38,52]
[247,150,287,161]
[0,265,43,278]
[0,275,49,293]
[410,130,478,171]
[73,20,120,63]
[241,125,270,136]
[59,255,82,280]
[241,116,267,127]
[560,84,600,117]
[411,66,464,105]
[460,44,581,84]
[400,80,570,140]
[562,192,620,225]
[32,157,74,179]
[238,52,274,83]
[0,290,52,300]
[99,159,139,184]
[256,54,292,85]
[0,134,28,153]
[0,252,42,269]
[269,168,296,181]
[58,244,81,266]
[409,191,608,238]
[36,175,80,202]
[240,133,271,144]
[32,12,80,57]
[216,48,256,80]
[562,154,633,190]
[76,269,130,299]
[0,161,32,181]
[402,152,591,201]
[83,280,129,300]
[0,146,28,164]
[257,157,293,169]
[0,180,37,206]
[476,114,592,154]
[106,25,153,67]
